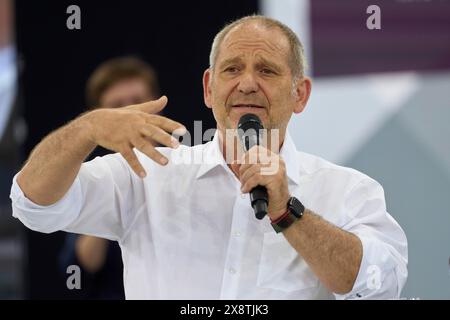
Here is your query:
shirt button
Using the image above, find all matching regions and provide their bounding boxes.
[234,231,241,237]
[229,268,236,274]
[240,193,246,199]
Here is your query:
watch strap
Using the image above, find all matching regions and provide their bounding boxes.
[270,197,305,233]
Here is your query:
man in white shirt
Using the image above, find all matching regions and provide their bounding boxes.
[10,15,407,299]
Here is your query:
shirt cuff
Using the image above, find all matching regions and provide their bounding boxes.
[10,172,83,233]
[334,233,405,300]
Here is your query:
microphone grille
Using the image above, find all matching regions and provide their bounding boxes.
[237,114,264,151]
[237,114,263,132]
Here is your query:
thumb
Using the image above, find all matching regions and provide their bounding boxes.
[128,95,168,114]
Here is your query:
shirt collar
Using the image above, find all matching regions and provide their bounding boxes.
[195,129,303,186]
[195,130,226,179]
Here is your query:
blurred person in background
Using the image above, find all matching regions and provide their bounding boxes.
[0,0,24,300]
[0,0,19,162]
[59,56,160,299]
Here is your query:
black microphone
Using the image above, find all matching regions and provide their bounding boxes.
[237,114,268,220]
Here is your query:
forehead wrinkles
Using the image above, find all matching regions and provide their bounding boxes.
[218,26,289,64]
[224,38,285,58]
[225,39,287,63]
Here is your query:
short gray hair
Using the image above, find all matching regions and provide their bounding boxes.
[209,15,307,80]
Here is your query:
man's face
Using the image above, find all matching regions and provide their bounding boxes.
[203,22,311,139]
[100,77,154,108]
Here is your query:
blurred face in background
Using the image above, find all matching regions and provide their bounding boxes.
[100,77,154,109]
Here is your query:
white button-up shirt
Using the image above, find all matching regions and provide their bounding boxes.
[10,131,408,299]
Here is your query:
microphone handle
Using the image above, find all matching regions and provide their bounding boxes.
[250,185,268,220]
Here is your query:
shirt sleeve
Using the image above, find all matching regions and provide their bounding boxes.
[334,177,408,300]
[10,153,146,241]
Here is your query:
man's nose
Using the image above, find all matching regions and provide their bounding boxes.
[237,72,259,94]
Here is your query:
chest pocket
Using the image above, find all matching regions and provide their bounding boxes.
[257,231,319,292]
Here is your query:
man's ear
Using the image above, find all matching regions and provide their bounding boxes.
[203,68,213,109]
[293,76,312,114]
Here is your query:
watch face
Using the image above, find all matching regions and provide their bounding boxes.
[289,197,304,218]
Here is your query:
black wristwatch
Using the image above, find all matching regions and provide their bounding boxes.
[271,196,305,233]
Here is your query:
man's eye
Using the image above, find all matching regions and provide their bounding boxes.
[224,67,239,73]
[261,68,274,75]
